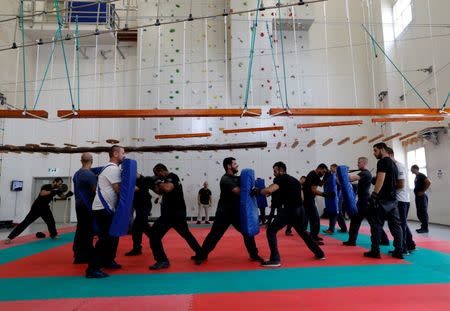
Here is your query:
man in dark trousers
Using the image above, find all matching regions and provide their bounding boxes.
[323,164,348,234]
[365,142,403,259]
[303,164,334,245]
[124,174,153,256]
[5,177,72,244]
[254,162,325,267]
[148,164,202,270]
[194,157,262,265]
[197,181,212,224]
[343,157,389,246]
[411,165,431,233]
[285,175,306,236]
[72,153,97,264]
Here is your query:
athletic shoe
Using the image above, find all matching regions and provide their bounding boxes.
[407,244,417,251]
[261,260,281,267]
[315,254,326,260]
[390,250,405,259]
[104,261,122,269]
[125,248,143,256]
[363,250,381,259]
[205,221,210,224]
[4,238,12,244]
[250,255,264,263]
[86,269,109,279]
[149,261,170,270]
[322,229,334,235]
[342,240,356,246]
[416,228,429,233]
[389,250,409,256]
[50,235,60,240]
[196,221,201,224]
[285,231,294,236]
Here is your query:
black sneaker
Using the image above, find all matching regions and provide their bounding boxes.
[416,228,429,233]
[261,260,281,267]
[407,244,416,251]
[342,241,356,246]
[125,248,142,256]
[149,261,170,270]
[390,250,405,259]
[389,250,409,256]
[104,261,122,269]
[364,250,381,259]
[315,251,326,260]
[250,255,264,263]
[86,269,109,279]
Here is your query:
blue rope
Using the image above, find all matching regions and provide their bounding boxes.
[277,1,290,110]
[441,92,450,110]
[265,21,285,109]
[362,24,431,109]
[243,0,262,110]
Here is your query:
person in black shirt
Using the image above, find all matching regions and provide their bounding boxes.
[343,157,389,246]
[323,164,348,234]
[197,182,212,224]
[5,177,73,244]
[303,164,334,244]
[365,143,403,259]
[195,157,262,265]
[254,162,325,267]
[148,164,202,270]
[125,174,154,256]
[411,165,431,233]
[285,175,306,236]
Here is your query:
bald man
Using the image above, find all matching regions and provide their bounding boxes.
[73,153,97,264]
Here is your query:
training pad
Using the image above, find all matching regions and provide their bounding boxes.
[255,178,268,210]
[323,173,339,216]
[336,165,358,217]
[109,158,137,237]
[239,169,260,236]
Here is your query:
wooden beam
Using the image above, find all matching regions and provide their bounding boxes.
[297,120,363,129]
[372,116,445,123]
[223,126,284,134]
[368,134,384,143]
[0,142,267,154]
[383,133,402,142]
[57,109,262,119]
[353,136,367,144]
[322,138,333,146]
[399,132,418,141]
[155,133,211,139]
[338,137,350,146]
[0,110,48,119]
[307,140,316,148]
[270,108,450,116]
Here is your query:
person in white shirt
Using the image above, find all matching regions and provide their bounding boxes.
[387,148,416,254]
[86,145,125,279]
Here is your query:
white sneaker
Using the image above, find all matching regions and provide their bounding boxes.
[4,238,12,244]
[51,235,60,240]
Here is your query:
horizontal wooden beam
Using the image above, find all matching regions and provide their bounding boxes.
[297,120,363,129]
[57,109,262,119]
[399,132,418,141]
[0,142,267,154]
[383,133,402,142]
[155,133,211,139]
[338,137,350,146]
[270,108,450,116]
[368,134,384,143]
[353,136,367,144]
[0,110,48,119]
[322,138,333,146]
[372,117,445,123]
[223,126,284,134]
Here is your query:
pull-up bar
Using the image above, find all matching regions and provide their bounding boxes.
[57,109,262,118]
[297,120,363,129]
[0,110,48,118]
[372,117,444,123]
[270,108,450,116]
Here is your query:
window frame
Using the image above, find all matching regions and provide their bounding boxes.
[393,0,414,39]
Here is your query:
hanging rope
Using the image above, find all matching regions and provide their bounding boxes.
[277,1,290,111]
[33,37,57,110]
[440,92,450,111]
[20,0,27,111]
[266,21,285,109]
[75,15,80,111]
[243,0,262,111]
[362,24,431,109]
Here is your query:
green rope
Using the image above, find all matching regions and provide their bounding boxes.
[75,15,80,111]
[243,0,261,110]
[441,92,450,110]
[20,0,27,111]
[277,1,290,110]
[32,32,57,110]
[265,21,285,109]
[362,24,431,109]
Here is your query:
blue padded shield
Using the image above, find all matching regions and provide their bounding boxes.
[109,158,137,237]
[255,178,268,209]
[239,169,260,236]
[336,165,358,217]
[323,173,339,216]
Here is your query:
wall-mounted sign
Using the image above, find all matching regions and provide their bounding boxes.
[48,168,59,176]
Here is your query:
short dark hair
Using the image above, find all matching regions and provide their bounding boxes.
[411,164,419,170]
[300,176,306,179]
[53,177,63,183]
[109,145,123,158]
[317,163,328,170]
[373,142,388,150]
[223,157,236,170]
[273,161,287,172]
[153,163,168,172]
[330,163,338,168]
[386,147,394,155]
